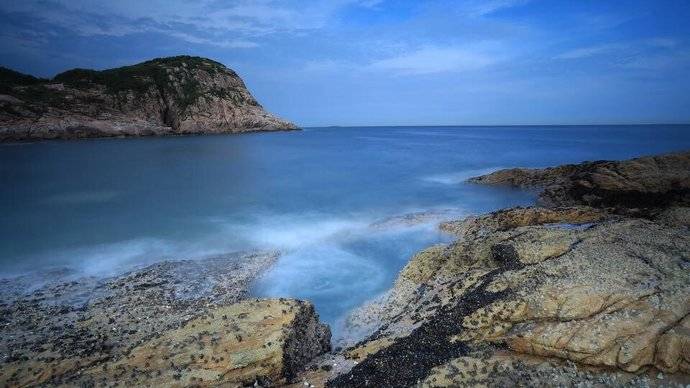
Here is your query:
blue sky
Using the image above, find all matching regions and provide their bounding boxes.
[1,0,689,126]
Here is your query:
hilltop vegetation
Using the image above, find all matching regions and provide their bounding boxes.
[0,67,47,96]
[53,56,225,97]
[0,56,296,141]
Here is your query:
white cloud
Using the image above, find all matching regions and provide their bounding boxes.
[459,0,530,17]
[555,38,684,62]
[619,51,690,71]
[166,32,259,48]
[0,0,373,49]
[357,0,386,9]
[555,44,620,59]
[368,46,497,75]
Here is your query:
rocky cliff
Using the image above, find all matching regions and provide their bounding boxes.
[0,56,297,141]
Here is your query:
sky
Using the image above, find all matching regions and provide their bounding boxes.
[1,0,689,126]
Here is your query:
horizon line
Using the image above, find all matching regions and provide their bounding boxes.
[302,123,690,129]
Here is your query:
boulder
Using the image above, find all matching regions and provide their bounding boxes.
[0,251,331,386]
[80,299,330,387]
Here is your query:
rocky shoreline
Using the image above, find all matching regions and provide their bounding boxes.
[0,251,330,386]
[312,151,690,387]
[1,151,689,387]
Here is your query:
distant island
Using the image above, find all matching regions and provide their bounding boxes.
[0,56,297,141]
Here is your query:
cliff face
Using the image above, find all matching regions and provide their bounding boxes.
[0,56,298,141]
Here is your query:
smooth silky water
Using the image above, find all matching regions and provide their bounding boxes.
[2,125,689,338]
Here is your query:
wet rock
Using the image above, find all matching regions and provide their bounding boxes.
[398,245,448,284]
[329,209,690,386]
[468,151,690,210]
[325,152,690,387]
[654,206,690,228]
[439,206,607,237]
[0,251,330,387]
[369,209,463,230]
[421,354,656,387]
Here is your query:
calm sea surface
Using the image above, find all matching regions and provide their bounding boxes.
[2,125,689,335]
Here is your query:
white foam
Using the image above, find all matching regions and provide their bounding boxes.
[216,212,372,252]
[256,245,386,299]
[13,234,240,280]
[422,167,506,185]
[5,208,450,336]
[55,238,176,276]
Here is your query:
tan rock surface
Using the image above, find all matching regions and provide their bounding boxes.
[439,206,607,237]
[80,299,330,387]
[328,205,690,387]
[0,251,331,387]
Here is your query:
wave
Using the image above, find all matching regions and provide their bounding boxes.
[3,208,453,337]
[421,167,507,185]
[234,214,369,250]
[246,210,453,336]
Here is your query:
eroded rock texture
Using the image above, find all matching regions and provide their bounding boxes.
[0,56,297,141]
[325,209,689,387]
[79,299,330,387]
[0,251,331,387]
[317,152,690,387]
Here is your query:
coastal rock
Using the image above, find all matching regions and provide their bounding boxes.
[420,354,656,387]
[459,218,690,374]
[655,206,690,228]
[327,203,690,386]
[79,299,330,387]
[0,56,297,141]
[369,209,463,230]
[0,251,329,386]
[439,206,607,237]
[468,151,690,210]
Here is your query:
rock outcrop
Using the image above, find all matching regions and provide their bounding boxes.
[296,152,690,387]
[469,151,690,210]
[0,56,298,141]
[79,299,330,387]
[322,210,690,387]
[0,251,331,386]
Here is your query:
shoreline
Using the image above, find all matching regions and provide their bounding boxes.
[318,150,690,387]
[0,125,302,144]
[0,250,332,386]
[1,150,689,386]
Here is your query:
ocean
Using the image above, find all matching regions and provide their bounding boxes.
[1,125,689,336]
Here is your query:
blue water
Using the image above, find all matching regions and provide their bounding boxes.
[1,125,689,335]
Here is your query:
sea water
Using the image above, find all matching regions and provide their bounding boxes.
[1,125,689,336]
